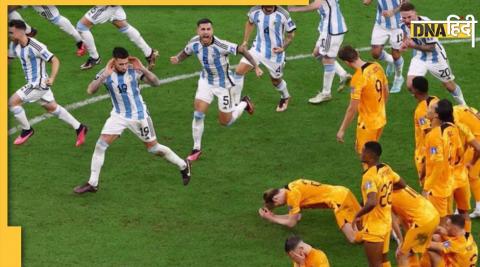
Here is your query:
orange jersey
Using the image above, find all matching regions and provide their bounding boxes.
[424,126,453,197]
[293,248,330,267]
[392,185,439,227]
[414,96,439,157]
[285,179,350,215]
[350,62,388,130]
[361,164,398,236]
[454,105,480,139]
[442,234,478,267]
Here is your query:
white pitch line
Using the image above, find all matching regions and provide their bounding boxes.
[8,38,479,136]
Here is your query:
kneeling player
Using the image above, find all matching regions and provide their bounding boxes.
[285,235,330,267]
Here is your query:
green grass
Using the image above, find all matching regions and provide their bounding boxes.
[8,3,480,266]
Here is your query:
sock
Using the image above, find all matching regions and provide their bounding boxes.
[450,84,466,106]
[382,261,391,267]
[119,25,152,57]
[9,106,30,130]
[51,105,81,129]
[228,102,247,126]
[148,143,187,170]
[77,21,99,59]
[334,61,348,78]
[192,111,205,150]
[88,140,109,187]
[378,50,394,64]
[322,64,335,95]
[394,57,404,78]
[465,219,471,233]
[232,73,244,105]
[9,11,32,34]
[275,80,290,99]
[53,16,83,43]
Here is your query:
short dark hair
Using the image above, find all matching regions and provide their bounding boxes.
[399,3,415,12]
[263,188,280,209]
[285,235,302,252]
[9,20,27,30]
[197,18,213,27]
[436,99,454,123]
[412,76,429,93]
[338,45,359,63]
[364,141,382,158]
[112,47,129,59]
[449,214,465,229]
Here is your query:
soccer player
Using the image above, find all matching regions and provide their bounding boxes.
[336,45,388,155]
[285,235,330,267]
[170,18,262,162]
[76,6,158,70]
[362,0,405,93]
[392,178,440,267]
[410,76,438,182]
[289,0,349,104]
[427,215,478,267]
[399,3,466,105]
[8,20,88,147]
[354,141,395,267]
[73,47,191,194]
[259,178,360,243]
[232,6,296,112]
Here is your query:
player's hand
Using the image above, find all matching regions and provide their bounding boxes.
[352,217,361,231]
[104,59,115,76]
[363,0,372,5]
[254,66,263,77]
[240,41,249,51]
[258,207,272,219]
[406,39,417,49]
[46,77,55,86]
[288,251,306,265]
[170,56,180,64]
[336,129,345,143]
[395,246,404,259]
[129,56,146,71]
[272,47,284,54]
[399,41,409,52]
[287,6,297,12]
[382,10,394,17]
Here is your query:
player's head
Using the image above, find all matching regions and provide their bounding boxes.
[261,6,276,14]
[411,76,429,97]
[435,99,454,123]
[263,188,286,209]
[112,47,130,74]
[338,45,359,67]
[285,235,308,263]
[446,214,465,236]
[197,18,214,45]
[400,3,417,26]
[361,141,382,164]
[8,20,27,41]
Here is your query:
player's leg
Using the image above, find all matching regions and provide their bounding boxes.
[9,10,36,36]
[453,185,472,232]
[270,76,290,112]
[427,194,449,226]
[363,241,385,267]
[444,80,466,106]
[188,79,213,161]
[8,87,33,145]
[427,59,466,105]
[144,140,191,185]
[337,190,361,243]
[76,16,101,69]
[313,45,350,92]
[217,86,253,126]
[233,60,254,105]
[389,28,405,93]
[468,146,480,217]
[371,24,394,75]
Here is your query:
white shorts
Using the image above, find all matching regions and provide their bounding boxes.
[239,48,285,79]
[407,56,455,82]
[32,6,60,22]
[101,112,157,142]
[195,78,234,113]
[315,32,344,58]
[15,83,55,105]
[85,6,126,24]
[371,24,403,50]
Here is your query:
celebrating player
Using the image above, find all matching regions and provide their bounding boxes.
[8,20,88,146]
[232,6,296,112]
[170,18,262,162]
[73,47,191,194]
[285,235,330,267]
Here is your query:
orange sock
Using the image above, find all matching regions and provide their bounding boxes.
[465,219,472,233]
[382,262,391,267]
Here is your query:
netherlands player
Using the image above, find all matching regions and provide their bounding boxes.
[285,235,330,267]
[399,3,466,105]
[232,6,296,112]
[259,179,360,243]
[362,0,405,93]
[289,0,349,104]
[336,46,388,155]
[8,20,88,147]
[170,18,262,162]
[76,6,158,70]
[74,47,191,194]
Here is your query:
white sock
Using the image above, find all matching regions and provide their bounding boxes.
[119,25,152,57]
[394,57,404,78]
[9,106,30,130]
[53,16,82,43]
[88,140,109,187]
[148,143,186,170]
[228,102,247,126]
[51,105,81,129]
[379,50,394,64]
[275,80,290,99]
[334,61,348,78]
[476,202,480,210]
[232,73,244,105]
[192,111,205,150]
[77,21,99,59]
[322,64,335,95]
[9,11,32,34]
[450,84,466,106]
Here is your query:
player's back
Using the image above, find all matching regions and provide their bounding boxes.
[424,126,453,197]
[443,234,478,267]
[286,179,349,209]
[414,96,438,150]
[392,185,439,226]
[454,105,480,138]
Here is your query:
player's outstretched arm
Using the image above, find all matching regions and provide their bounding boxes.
[238,46,263,77]
[288,0,323,12]
[258,207,300,228]
[170,50,189,64]
[46,56,60,86]
[336,99,359,143]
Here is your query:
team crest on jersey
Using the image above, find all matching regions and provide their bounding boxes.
[442,240,451,249]
[364,181,372,190]
[287,206,292,211]
[288,21,295,27]
[229,47,236,54]
[41,52,50,59]
[419,117,426,125]
[430,147,438,154]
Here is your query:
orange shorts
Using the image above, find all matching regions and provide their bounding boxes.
[452,184,471,211]
[400,216,440,254]
[427,193,451,218]
[355,123,383,154]
[357,229,391,254]
[334,190,361,229]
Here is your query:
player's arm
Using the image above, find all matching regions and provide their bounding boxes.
[362,0,373,6]
[170,50,189,64]
[283,31,295,51]
[238,45,263,77]
[353,192,377,223]
[428,241,444,253]
[242,20,255,48]
[87,59,114,95]
[336,99,359,143]
[46,56,60,86]
[406,40,435,52]
[129,57,161,87]
[467,139,480,166]
[288,0,323,12]
[258,207,300,228]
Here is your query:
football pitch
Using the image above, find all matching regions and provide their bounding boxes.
[7,3,480,266]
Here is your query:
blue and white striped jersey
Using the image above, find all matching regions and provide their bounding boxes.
[317,0,348,35]
[401,16,447,63]
[8,38,54,88]
[184,35,237,88]
[96,66,148,120]
[375,0,401,29]
[247,6,296,63]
